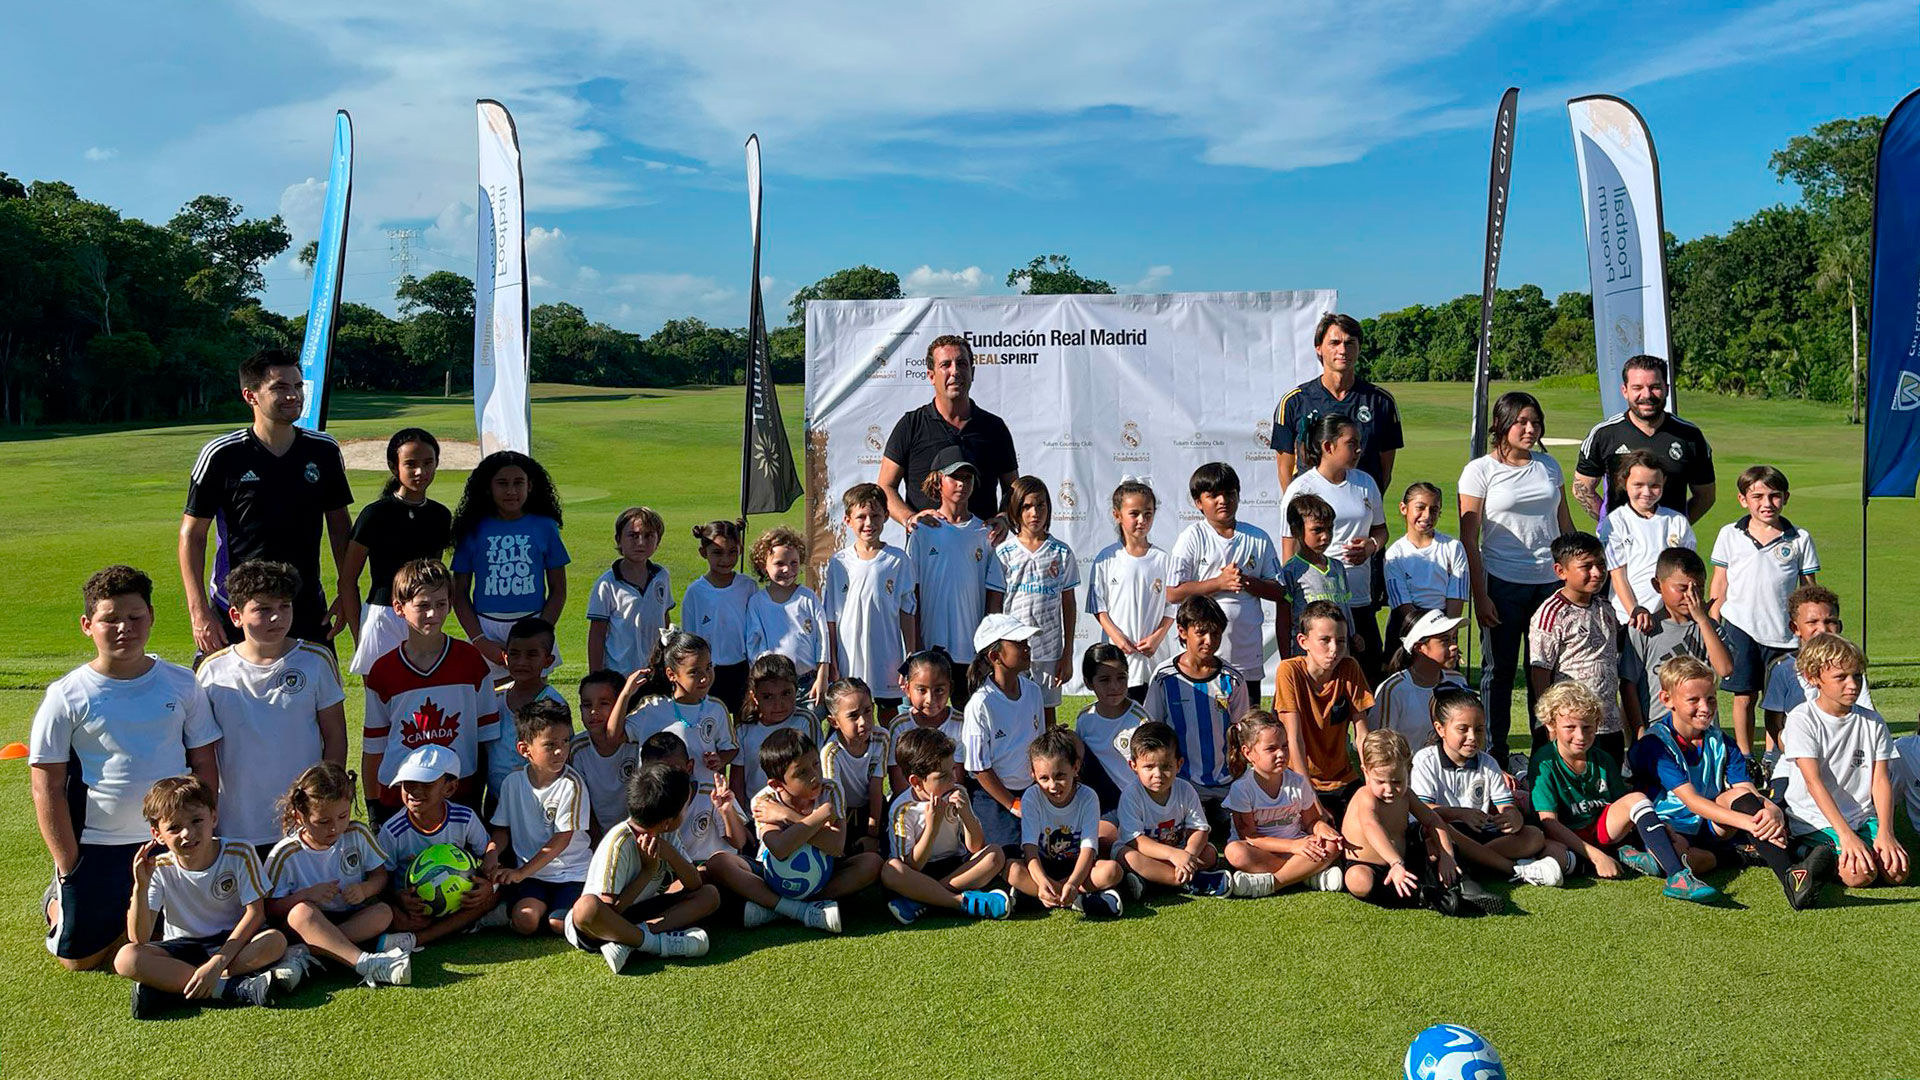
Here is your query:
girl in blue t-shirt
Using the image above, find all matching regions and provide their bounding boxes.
[450,451,570,673]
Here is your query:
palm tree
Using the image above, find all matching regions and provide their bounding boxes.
[1815,233,1867,424]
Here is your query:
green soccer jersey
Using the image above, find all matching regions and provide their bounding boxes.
[1528,743,1626,831]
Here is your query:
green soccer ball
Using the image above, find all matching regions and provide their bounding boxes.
[408,843,476,917]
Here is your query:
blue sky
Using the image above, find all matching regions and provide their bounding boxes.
[6,0,1916,333]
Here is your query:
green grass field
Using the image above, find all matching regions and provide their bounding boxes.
[3,381,1918,1079]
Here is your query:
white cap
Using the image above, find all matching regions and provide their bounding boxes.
[1400,610,1465,655]
[392,744,460,784]
[972,613,1040,653]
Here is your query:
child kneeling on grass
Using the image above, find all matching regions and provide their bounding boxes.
[564,762,718,973]
[1412,688,1567,889]
[117,776,303,1018]
[1779,633,1909,890]
[1009,728,1125,918]
[881,727,1012,925]
[1220,711,1345,897]
[1529,682,1718,904]
[1629,656,1828,910]
[705,728,883,934]
[1341,730,1496,916]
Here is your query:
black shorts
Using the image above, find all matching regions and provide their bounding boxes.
[509,878,584,914]
[152,932,232,965]
[921,854,968,883]
[1035,854,1084,881]
[1315,780,1364,826]
[711,661,750,720]
[49,842,141,960]
[1447,820,1508,846]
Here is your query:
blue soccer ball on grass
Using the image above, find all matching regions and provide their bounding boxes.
[760,844,834,899]
[1404,1024,1505,1080]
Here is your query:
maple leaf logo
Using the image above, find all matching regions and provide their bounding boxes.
[400,698,461,748]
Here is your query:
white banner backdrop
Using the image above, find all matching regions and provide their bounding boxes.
[804,290,1335,690]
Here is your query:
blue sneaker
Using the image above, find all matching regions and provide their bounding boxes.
[1185,870,1231,898]
[887,897,927,926]
[1616,846,1662,877]
[961,888,1012,920]
[1663,868,1721,904]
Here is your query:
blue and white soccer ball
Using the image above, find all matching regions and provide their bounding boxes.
[760,844,834,899]
[1404,1024,1505,1080]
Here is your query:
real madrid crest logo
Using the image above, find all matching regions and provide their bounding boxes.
[343,849,362,872]
[1356,404,1373,424]
[619,758,638,780]
[1667,442,1683,461]
[213,870,238,900]
[303,461,321,483]
[884,577,896,593]
[282,669,308,694]
[1121,421,1141,449]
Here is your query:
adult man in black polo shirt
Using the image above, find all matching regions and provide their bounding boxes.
[1271,313,1404,493]
[877,334,1019,529]
[1573,354,1715,523]
[179,349,353,655]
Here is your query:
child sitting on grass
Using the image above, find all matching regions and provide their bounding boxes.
[1009,728,1125,918]
[1114,721,1225,898]
[1221,711,1345,896]
[487,698,592,936]
[265,764,409,987]
[564,762,718,973]
[819,677,887,854]
[640,731,747,866]
[1629,656,1827,910]
[1411,689,1565,888]
[1779,633,1909,890]
[116,776,300,1017]
[377,745,505,947]
[881,727,1012,925]
[1528,682,1718,904]
[1342,730,1494,916]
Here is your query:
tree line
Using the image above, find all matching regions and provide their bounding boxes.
[0,113,1877,426]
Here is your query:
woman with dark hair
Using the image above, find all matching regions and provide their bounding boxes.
[1457,392,1572,770]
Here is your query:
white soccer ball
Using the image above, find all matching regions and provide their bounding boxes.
[1404,1024,1505,1080]
[760,844,834,900]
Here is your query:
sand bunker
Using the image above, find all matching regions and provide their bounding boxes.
[340,438,482,472]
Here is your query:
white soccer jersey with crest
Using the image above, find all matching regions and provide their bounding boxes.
[821,730,888,816]
[586,561,674,676]
[1221,767,1317,841]
[567,731,639,836]
[266,823,389,911]
[887,790,969,863]
[490,765,592,883]
[987,536,1080,664]
[1074,700,1148,798]
[1116,777,1210,850]
[197,642,345,847]
[625,696,737,790]
[907,515,993,662]
[148,840,269,940]
[749,782,845,846]
[1086,542,1175,685]
[736,712,819,794]
[745,586,831,675]
[1019,784,1100,860]
[823,545,918,690]
[887,707,965,766]
[583,819,672,901]
[673,789,737,863]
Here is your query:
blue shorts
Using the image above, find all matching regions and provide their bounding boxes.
[509,878,584,915]
[1720,619,1787,694]
[47,842,141,961]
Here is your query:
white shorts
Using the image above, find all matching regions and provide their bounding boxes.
[348,603,408,675]
[1029,668,1063,708]
[477,614,561,682]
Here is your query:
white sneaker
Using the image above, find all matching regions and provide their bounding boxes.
[375,931,417,956]
[356,948,411,987]
[475,903,512,931]
[600,941,633,974]
[801,900,842,934]
[1306,866,1346,893]
[742,902,779,929]
[1227,871,1278,898]
[651,928,710,958]
[268,945,310,992]
[1512,856,1565,887]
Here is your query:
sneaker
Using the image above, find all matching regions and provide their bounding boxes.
[1227,871,1278,898]
[1760,749,1782,782]
[651,928,710,958]
[1506,752,1531,782]
[230,972,273,1007]
[600,941,633,974]
[1786,844,1836,911]
[742,901,779,929]
[1457,875,1506,914]
[1185,869,1232,898]
[961,888,1011,920]
[1433,883,1471,917]
[1512,857,1565,887]
[801,900,842,934]
[1121,871,1146,903]
[887,897,927,926]
[357,947,411,987]
[375,931,417,956]
[268,945,311,992]
[130,981,166,1020]
[475,903,512,931]
[1616,845,1662,877]
[1080,889,1123,919]
[1306,866,1346,893]
[1663,868,1721,904]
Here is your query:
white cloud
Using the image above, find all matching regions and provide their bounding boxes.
[1123,265,1173,293]
[902,265,991,297]
[82,146,117,162]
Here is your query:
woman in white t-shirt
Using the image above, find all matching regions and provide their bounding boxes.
[1279,414,1389,682]
[1457,391,1573,759]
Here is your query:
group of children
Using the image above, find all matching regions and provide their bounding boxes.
[30,426,1920,1017]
